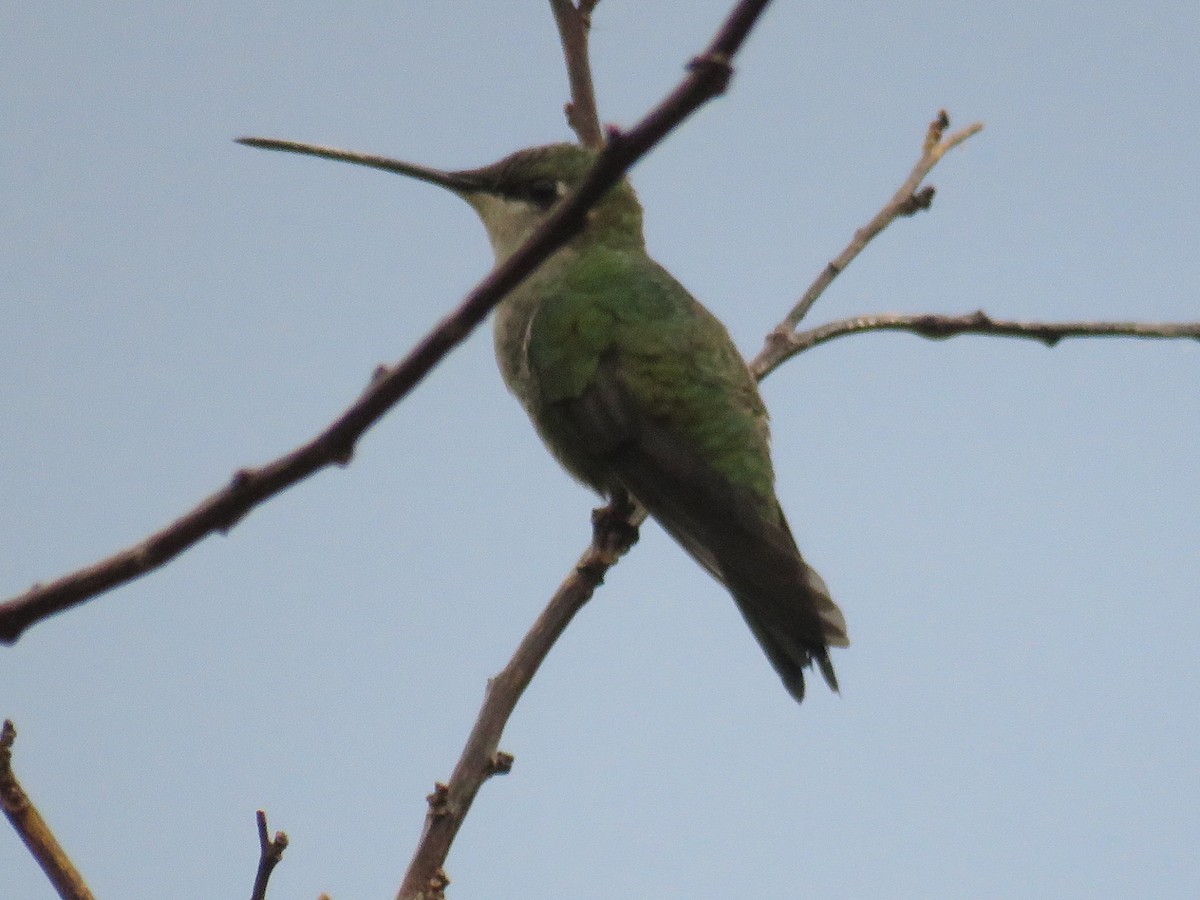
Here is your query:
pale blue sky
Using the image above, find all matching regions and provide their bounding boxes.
[3,3,1197,898]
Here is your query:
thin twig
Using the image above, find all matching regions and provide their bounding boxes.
[250,809,288,900]
[779,311,1200,359]
[752,110,984,378]
[0,0,763,647]
[550,0,604,147]
[1,720,96,900]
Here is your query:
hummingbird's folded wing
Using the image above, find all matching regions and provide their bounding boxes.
[558,359,847,702]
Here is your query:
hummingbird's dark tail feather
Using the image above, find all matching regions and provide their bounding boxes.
[717,536,846,703]
[641,485,845,704]
[729,561,844,702]
[581,411,847,704]
[562,366,849,704]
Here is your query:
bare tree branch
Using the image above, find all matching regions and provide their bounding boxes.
[550,0,604,147]
[396,508,636,900]
[250,809,288,900]
[778,311,1200,359]
[1,721,96,900]
[0,0,766,647]
[752,110,983,379]
[4,0,1193,893]
[742,111,1200,378]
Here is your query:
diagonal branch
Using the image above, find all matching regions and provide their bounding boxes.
[1,720,96,900]
[395,513,635,900]
[0,0,767,648]
[550,0,604,147]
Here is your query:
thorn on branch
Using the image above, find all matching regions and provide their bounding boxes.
[686,51,734,95]
[426,782,452,818]
[912,310,990,338]
[219,469,257,533]
[487,751,515,776]
[1,718,14,761]
[898,185,937,216]
[330,442,355,467]
[427,868,451,899]
[925,109,951,151]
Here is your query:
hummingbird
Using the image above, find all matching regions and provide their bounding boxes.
[239,137,850,702]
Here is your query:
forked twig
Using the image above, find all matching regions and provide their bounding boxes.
[752,110,984,378]
[250,809,289,900]
[550,0,603,146]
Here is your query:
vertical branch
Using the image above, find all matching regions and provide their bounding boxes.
[249,809,288,900]
[550,0,604,147]
[1,721,96,900]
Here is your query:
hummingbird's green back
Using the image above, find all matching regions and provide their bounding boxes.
[237,135,850,700]
[475,144,849,702]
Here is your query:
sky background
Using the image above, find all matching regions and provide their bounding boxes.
[2,3,1197,898]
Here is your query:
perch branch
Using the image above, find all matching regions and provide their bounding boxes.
[550,0,604,147]
[0,0,761,646]
[1,720,95,900]
[250,809,288,900]
[396,509,637,900]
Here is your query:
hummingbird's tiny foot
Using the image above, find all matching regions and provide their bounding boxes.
[591,498,639,559]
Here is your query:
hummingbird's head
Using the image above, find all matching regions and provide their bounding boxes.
[452,143,644,262]
[236,137,645,264]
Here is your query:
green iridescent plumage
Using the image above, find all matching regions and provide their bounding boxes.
[467,143,849,702]
[247,138,851,702]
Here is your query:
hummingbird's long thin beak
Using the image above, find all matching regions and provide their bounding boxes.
[235,137,485,194]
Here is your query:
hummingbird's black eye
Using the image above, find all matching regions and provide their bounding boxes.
[525,178,559,208]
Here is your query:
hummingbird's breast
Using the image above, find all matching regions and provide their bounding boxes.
[489,251,618,495]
